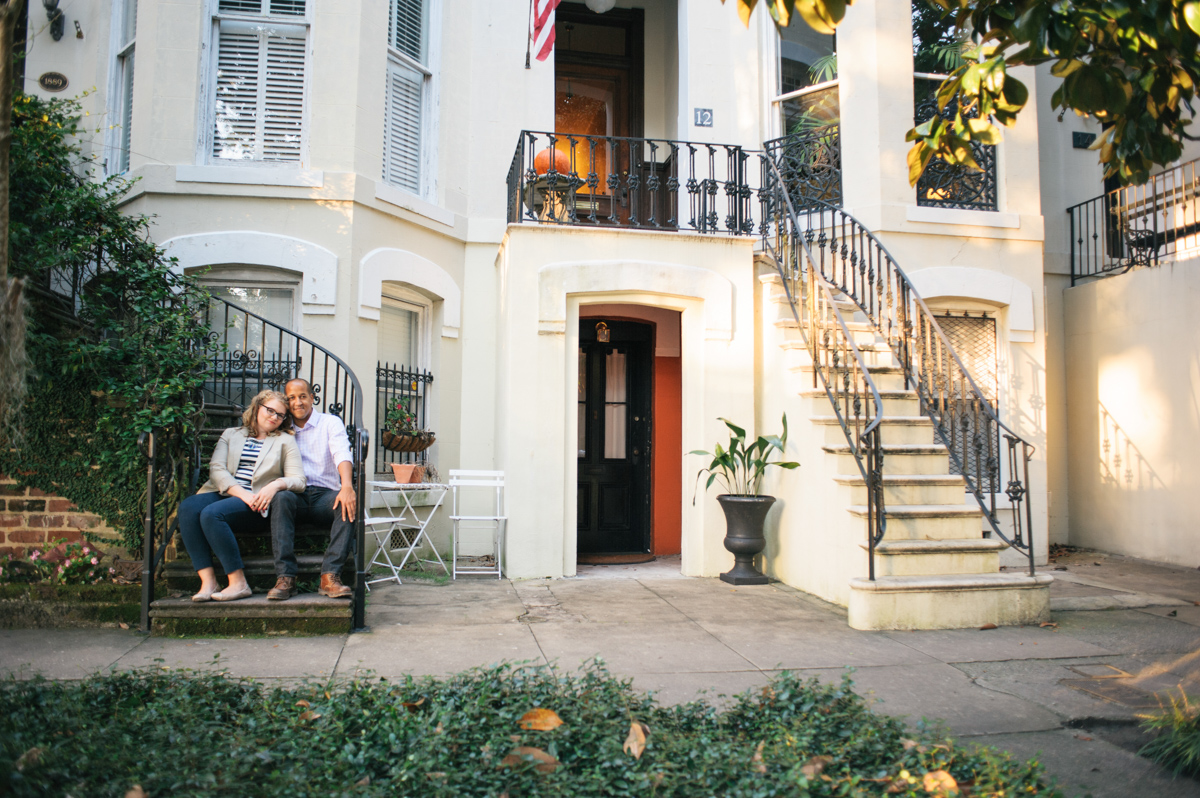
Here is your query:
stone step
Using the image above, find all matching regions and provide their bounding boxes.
[164,554,352,592]
[847,572,1053,630]
[811,415,934,446]
[149,593,352,636]
[833,473,966,505]
[779,336,899,367]
[862,538,1007,577]
[848,503,982,540]
[823,443,949,475]
[801,388,921,416]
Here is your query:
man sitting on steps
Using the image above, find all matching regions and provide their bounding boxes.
[266,378,356,600]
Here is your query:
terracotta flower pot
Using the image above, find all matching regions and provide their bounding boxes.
[390,463,426,484]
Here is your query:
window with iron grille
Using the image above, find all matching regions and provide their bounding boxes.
[384,0,432,194]
[108,0,137,174]
[912,79,998,211]
[935,313,1001,494]
[206,0,309,164]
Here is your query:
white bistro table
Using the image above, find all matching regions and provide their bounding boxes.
[364,481,449,588]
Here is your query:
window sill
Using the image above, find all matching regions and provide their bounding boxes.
[375,182,455,227]
[176,165,325,188]
[906,205,1019,229]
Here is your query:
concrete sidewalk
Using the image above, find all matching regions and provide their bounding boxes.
[3,550,1200,797]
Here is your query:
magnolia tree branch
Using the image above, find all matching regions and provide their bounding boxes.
[726,0,1200,186]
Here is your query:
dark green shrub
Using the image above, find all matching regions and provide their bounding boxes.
[0,663,1063,797]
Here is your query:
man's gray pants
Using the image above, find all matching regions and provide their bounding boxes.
[270,488,355,577]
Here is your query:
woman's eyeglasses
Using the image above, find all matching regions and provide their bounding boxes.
[262,406,287,421]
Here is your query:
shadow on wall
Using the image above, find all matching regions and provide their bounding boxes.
[1098,401,1167,493]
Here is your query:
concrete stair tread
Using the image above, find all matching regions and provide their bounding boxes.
[810,415,931,426]
[801,388,916,400]
[849,572,1053,592]
[150,593,352,618]
[823,443,946,455]
[848,504,981,518]
[868,538,1007,554]
[833,474,964,486]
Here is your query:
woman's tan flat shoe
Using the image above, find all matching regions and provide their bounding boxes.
[191,590,216,602]
[212,585,252,602]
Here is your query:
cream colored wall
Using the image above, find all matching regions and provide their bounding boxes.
[494,225,756,579]
[1064,259,1200,568]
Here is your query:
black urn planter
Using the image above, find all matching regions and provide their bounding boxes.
[717,494,775,585]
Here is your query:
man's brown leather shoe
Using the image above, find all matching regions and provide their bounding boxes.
[267,576,296,601]
[319,573,353,599]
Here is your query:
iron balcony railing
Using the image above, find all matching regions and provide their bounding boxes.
[913,75,998,212]
[507,130,761,236]
[769,81,842,211]
[1067,157,1200,285]
[139,296,370,632]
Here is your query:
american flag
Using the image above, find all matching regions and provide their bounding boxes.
[529,0,561,63]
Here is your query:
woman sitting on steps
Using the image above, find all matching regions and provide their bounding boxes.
[178,390,307,602]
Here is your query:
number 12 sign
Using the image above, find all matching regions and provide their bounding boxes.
[693,108,713,127]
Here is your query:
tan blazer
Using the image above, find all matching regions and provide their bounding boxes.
[198,427,307,496]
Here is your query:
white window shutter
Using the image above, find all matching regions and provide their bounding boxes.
[213,24,262,161]
[262,32,306,162]
[384,59,423,192]
[118,52,135,171]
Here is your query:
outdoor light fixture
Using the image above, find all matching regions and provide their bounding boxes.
[596,322,611,342]
[43,0,65,41]
[585,0,616,13]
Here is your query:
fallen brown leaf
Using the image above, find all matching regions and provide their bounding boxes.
[434,721,444,735]
[295,700,311,708]
[800,755,832,778]
[355,776,370,786]
[118,622,130,630]
[501,746,560,774]
[1074,734,1093,741]
[885,779,909,794]
[298,710,321,722]
[979,623,998,630]
[901,738,919,751]
[623,721,650,759]
[15,747,42,772]
[401,699,425,713]
[519,708,564,731]
[751,741,767,774]
[1039,622,1058,628]
[922,769,959,795]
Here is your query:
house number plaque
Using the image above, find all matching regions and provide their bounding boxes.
[38,72,69,92]
[694,108,714,127]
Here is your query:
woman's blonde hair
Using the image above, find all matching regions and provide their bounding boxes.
[242,390,293,437]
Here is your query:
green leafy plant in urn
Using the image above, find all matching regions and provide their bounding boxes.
[691,415,798,585]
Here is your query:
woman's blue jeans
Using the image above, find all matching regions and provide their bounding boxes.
[178,492,268,574]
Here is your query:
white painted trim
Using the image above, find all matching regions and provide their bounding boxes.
[374,181,454,226]
[162,231,338,315]
[358,248,462,337]
[905,266,1035,342]
[537,260,733,340]
[906,205,1020,229]
[176,165,325,187]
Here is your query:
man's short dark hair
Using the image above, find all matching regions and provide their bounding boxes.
[285,378,312,394]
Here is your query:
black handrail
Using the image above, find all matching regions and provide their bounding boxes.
[769,177,1036,574]
[507,130,760,236]
[760,154,888,577]
[140,295,369,632]
[1067,156,1200,285]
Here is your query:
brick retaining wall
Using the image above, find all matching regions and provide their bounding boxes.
[0,475,123,558]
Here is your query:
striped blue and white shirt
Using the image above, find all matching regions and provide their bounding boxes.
[234,438,264,489]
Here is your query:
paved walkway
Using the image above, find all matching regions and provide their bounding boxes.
[3,549,1200,797]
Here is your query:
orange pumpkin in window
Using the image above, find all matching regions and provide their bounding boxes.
[534,147,572,175]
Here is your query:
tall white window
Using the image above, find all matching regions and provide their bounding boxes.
[109,0,137,173]
[384,0,431,193]
[206,0,309,164]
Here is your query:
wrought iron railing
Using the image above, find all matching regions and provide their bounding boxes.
[507,130,760,235]
[1067,157,1200,284]
[375,362,433,474]
[760,154,887,577]
[773,195,1036,575]
[764,124,842,213]
[913,75,998,212]
[140,296,370,631]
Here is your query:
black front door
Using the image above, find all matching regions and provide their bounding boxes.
[577,319,652,553]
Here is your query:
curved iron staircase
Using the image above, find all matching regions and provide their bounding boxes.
[139,297,369,634]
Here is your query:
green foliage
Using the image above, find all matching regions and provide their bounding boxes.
[0,664,1063,797]
[0,539,110,585]
[1139,691,1200,777]
[0,93,210,552]
[913,1,967,73]
[691,415,799,497]
[383,397,432,439]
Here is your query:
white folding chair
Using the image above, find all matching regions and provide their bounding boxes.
[449,470,506,579]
